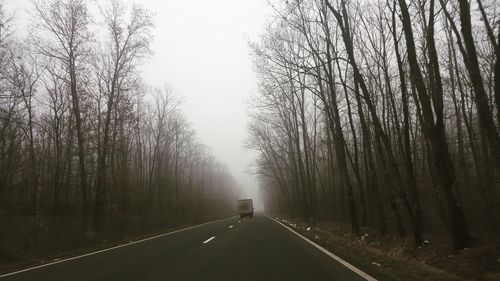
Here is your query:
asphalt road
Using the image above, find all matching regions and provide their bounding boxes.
[0,214,373,281]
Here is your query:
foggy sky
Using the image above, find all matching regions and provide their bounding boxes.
[135,0,270,209]
[7,0,270,209]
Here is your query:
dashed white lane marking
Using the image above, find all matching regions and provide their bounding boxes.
[228,225,234,229]
[203,236,216,244]
[0,216,237,278]
[267,215,377,281]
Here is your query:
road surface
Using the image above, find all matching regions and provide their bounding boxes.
[0,215,374,281]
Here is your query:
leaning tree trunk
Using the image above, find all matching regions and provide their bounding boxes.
[397,0,471,250]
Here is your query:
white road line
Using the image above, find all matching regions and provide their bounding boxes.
[202,236,216,244]
[267,215,377,281]
[0,216,237,278]
[228,225,234,229]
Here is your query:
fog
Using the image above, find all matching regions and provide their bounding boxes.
[1,1,497,279]
[7,0,270,209]
[132,0,271,210]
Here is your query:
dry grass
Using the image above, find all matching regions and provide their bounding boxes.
[278,218,500,281]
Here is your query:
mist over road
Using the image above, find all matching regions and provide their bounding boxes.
[0,215,372,281]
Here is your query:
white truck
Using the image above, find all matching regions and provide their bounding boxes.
[237,199,254,218]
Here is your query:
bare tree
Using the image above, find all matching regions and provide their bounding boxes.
[250,0,499,250]
[32,0,92,226]
[93,0,153,235]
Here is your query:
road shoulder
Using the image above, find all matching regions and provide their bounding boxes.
[270,217,472,281]
[268,215,376,281]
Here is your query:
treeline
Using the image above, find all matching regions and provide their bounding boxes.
[249,0,499,250]
[0,0,237,262]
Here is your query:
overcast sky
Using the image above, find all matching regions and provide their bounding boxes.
[6,0,271,208]
[135,0,270,208]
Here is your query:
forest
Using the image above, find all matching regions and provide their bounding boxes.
[0,0,238,264]
[248,0,500,251]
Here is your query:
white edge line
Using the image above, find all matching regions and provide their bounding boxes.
[267,215,377,281]
[0,216,237,278]
[202,236,216,244]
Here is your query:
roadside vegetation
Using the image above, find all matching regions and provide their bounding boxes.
[248,0,500,273]
[278,217,500,281]
[0,0,238,269]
